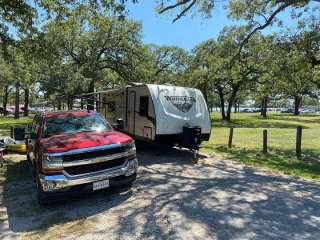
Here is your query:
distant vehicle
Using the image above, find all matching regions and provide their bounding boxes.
[4,107,24,115]
[31,107,48,113]
[28,107,38,113]
[26,110,138,204]
[98,83,211,159]
[7,107,15,115]
[240,108,254,113]
[0,107,9,115]
[280,108,294,113]
[300,109,316,113]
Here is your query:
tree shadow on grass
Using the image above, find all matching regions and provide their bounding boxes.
[207,145,320,180]
[212,119,308,129]
[211,113,320,129]
[266,114,320,125]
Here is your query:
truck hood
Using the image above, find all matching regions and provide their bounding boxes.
[40,131,132,153]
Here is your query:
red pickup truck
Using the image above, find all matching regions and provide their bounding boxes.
[26,110,138,204]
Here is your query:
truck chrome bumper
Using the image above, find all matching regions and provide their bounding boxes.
[39,158,138,192]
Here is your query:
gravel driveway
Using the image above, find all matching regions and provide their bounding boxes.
[1,145,320,240]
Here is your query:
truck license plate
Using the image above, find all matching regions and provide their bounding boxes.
[93,179,109,191]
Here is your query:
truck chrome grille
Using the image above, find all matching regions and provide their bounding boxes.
[62,146,127,162]
[64,157,127,176]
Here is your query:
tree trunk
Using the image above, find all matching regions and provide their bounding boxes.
[67,98,73,110]
[217,88,226,120]
[87,80,95,111]
[58,99,62,110]
[203,88,208,105]
[226,90,238,121]
[3,85,9,116]
[80,98,84,109]
[261,96,268,118]
[14,83,20,119]
[24,88,29,116]
[294,95,301,115]
[234,99,238,113]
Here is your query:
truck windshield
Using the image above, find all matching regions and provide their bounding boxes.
[44,114,111,137]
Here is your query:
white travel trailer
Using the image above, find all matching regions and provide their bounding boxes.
[98,83,211,154]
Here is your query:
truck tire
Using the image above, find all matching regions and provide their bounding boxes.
[124,173,137,188]
[26,153,37,180]
[36,177,50,205]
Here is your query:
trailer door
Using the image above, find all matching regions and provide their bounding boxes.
[127,91,136,135]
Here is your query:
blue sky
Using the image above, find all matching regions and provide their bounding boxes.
[126,1,299,51]
[127,1,235,50]
[10,0,305,50]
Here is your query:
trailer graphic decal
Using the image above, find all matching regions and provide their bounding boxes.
[164,96,196,113]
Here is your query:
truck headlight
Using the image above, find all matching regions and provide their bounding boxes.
[126,141,136,153]
[43,153,50,162]
[125,158,138,176]
[125,141,136,160]
[42,153,63,169]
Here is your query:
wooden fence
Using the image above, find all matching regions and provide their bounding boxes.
[227,126,304,159]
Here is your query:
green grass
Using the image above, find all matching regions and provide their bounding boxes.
[211,112,320,129]
[3,155,30,182]
[202,112,320,181]
[1,113,319,181]
[0,115,33,136]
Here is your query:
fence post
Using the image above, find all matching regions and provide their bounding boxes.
[263,129,268,154]
[228,127,234,148]
[296,126,302,159]
[10,126,14,139]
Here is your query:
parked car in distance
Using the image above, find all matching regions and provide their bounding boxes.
[26,110,138,204]
[7,107,15,115]
[280,108,294,113]
[0,107,9,115]
[300,108,316,113]
[240,108,251,113]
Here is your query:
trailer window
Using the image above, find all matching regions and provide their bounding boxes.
[139,96,149,117]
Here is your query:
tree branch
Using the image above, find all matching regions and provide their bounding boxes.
[158,0,193,14]
[172,0,196,23]
[239,1,295,56]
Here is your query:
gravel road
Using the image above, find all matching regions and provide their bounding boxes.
[1,145,320,240]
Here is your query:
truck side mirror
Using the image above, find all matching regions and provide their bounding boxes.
[25,131,37,139]
[112,118,124,130]
[116,118,124,130]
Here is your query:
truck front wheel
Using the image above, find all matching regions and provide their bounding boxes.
[36,178,50,205]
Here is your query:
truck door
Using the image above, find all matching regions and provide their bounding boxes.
[127,91,136,135]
